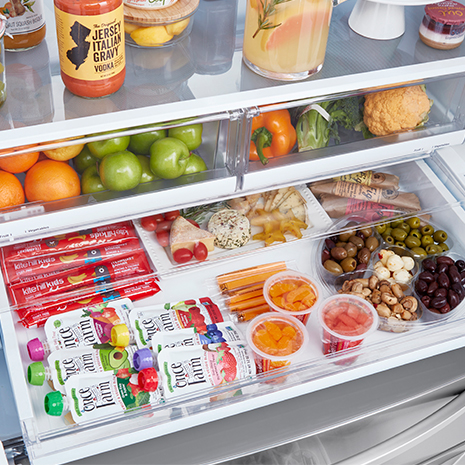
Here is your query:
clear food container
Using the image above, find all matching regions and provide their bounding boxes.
[124,0,197,48]
[0,16,6,109]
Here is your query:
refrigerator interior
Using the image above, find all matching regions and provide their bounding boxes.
[1,1,465,464]
[2,158,465,464]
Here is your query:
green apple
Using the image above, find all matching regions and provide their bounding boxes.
[184,153,208,175]
[128,129,167,155]
[88,132,131,160]
[99,151,142,191]
[137,155,159,183]
[73,145,99,174]
[81,165,106,194]
[168,124,203,151]
[149,137,190,179]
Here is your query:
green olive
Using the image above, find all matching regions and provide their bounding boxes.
[382,227,393,239]
[404,235,421,249]
[421,225,435,236]
[336,241,347,248]
[384,235,395,245]
[421,235,434,248]
[376,224,387,235]
[340,257,357,273]
[397,222,411,234]
[390,219,404,228]
[406,217,421,229]
[433,230,448,243]
[391,228,408,242]
[439,243,449,252]
[324,259,343,275]
[426,244,441,255]
[411,246,427,258]
[410,229,421,239]
[395,241,406,247]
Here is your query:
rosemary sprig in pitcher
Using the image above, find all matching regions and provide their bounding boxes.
[252,0,293,39]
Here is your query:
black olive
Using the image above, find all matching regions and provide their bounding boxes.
[418,271,435,284]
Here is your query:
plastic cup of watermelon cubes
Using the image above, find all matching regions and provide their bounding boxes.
[246,312,309,375]
[263,270,322,326]
[317,294,379,363]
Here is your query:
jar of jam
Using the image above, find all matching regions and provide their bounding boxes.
[419,1,465,50]
[54,0,125,98]
[2,0,46,51]
[0,17,5,108]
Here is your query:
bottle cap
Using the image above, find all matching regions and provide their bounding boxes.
[133,348,153,371]
[28,362,46,386]
[44,391,64,416]
[138,367,158,392]
[111,324,130,347]
[27,338,45,361]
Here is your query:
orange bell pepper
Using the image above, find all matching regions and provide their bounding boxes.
[249,109,297,165]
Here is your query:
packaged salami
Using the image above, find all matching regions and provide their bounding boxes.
[309,171,399,191]
[2,221,138,262]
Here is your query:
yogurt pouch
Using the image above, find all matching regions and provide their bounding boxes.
[158,341,256,400]
[129,297,224,348]
[28,345,140,393]
[44,371,164,425]
[27,298,134,361]
[152,322,244,354]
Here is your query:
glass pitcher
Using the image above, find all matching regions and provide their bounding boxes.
[242,0,346,81]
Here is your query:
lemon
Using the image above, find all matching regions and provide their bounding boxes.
[124,22,139,34]
[165,18,190,36]
[130,26,173,47]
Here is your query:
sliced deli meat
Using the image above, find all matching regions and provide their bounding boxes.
[170,216,215,254]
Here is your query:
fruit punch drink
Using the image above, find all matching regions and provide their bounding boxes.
[243,0,333,80]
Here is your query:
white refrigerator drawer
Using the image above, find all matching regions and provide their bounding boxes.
[2,157,465,464]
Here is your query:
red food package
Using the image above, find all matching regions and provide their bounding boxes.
[2,241,143,284]
[2,221,138,262]
[10,253,153,307]
[19,278,161,328]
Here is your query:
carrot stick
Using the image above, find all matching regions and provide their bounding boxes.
[229,295,268,312]
[226,282,264,297]
[217,262,286,287]
[236,304,271,322]
[228,288,264,304]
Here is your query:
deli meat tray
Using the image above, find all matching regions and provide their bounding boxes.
[135,184,333,277]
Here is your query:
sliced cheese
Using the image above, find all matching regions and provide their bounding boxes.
[170,216,215,254]
[279,192,307,223]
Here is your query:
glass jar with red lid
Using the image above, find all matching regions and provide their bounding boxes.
[419,1,465,50]
[54,0,125,98]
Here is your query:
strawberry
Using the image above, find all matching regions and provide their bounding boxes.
[219,352,237,382]
[115,368,131,379]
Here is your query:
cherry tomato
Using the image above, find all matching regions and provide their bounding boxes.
[193,242,208,261]
[164,210,181,221]
[187,219,200,228]
[155,230,170,247]
[173,248,193,264]
[157,220,173,232]
[141,216,160,231]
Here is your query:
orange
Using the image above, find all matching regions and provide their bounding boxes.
[0,152,40,173]
[44,143,85,161]
[25,160,81,202]
[0,170,25,209]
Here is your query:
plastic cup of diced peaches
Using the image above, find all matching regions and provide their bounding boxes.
[246,313,309,374]
[317,294,379,361]
[263,270,322,325]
